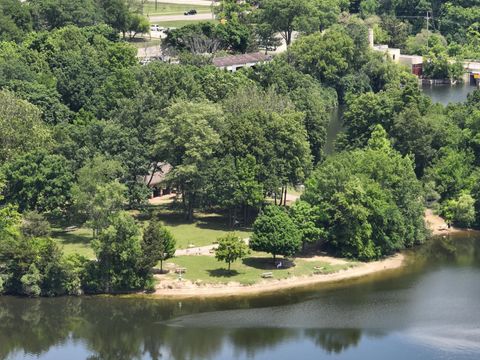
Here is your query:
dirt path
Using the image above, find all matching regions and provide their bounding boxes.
[175,238,249,256]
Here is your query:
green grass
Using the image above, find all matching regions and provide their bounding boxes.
[143,2,212,16]
[166,254,356,285]
[52,228,95,259]
[154,19,217,28]
[148,207,251,249]
[51,208,250,257]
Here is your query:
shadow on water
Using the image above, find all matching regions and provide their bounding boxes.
[2,233,480,360]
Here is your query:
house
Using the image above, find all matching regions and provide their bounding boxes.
[369,28,423,76]
[213,52,272,72]
[140,163,173,198]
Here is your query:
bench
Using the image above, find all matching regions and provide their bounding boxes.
[261,272,273,278]
[313,266,326,274]
[175,267,187,274]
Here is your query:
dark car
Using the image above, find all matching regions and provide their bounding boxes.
[184,9,197,15]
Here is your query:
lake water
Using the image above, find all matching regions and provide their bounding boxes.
[2,232,480,360]
[422,83,478,105]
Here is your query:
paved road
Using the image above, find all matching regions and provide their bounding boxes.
[148,13,215,23]
[152,0,217,6]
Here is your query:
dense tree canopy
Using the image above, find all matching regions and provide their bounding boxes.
[303,126,427,259]
[3,0,480,297]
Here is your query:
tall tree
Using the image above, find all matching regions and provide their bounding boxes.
[0,91,52,165]
[257,0,314,46]
[303,125,427,260]
[250,205,301,262]
[155,100,223,220]
[91,212,145,292]
[71,155,126,236]
[2,150,74,215]
[141,220,176,272]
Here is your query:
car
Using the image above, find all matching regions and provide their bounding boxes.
[184,9,197,15]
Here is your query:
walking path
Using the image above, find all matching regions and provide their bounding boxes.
[175,238,249,256]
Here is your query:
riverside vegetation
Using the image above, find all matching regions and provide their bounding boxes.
[2,0,480,296]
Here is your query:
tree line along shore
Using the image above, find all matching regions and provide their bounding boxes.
[2,0,480,297]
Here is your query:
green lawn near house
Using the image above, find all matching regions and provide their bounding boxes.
[148,207,251,249]
[143,2,212,16]
[51,208,251,257]
[165,255,356,285]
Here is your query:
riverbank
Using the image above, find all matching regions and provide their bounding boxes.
[153,253,404,298]
[424,209,462,235]
[149,208,460,299]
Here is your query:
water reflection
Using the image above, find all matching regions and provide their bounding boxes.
[2,233,480,360]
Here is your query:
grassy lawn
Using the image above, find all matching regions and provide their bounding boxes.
[154,19,217,28]
[166,254,356,285]
[148,207,251,249]
[52,228,95,259]
[143,2,212,16]
[51,207,250,257]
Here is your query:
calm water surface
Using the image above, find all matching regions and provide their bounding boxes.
[2,232,480,360]
[422,83,478,105]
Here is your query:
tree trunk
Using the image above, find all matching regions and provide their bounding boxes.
[160,259,163,272]
[228,262,231,271]
[283,185,287,206]
[286,30,292,46]
[273,253,276,264]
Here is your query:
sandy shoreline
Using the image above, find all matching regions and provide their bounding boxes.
[153,253,404,298]
[424,209,462,235]
[149,210,458,298]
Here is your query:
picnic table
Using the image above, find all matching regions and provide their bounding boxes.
[261,272,273,278]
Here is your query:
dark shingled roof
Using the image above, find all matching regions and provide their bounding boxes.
[213,52,272,68]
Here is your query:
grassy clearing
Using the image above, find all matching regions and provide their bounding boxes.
[154,19,217,28]
[52,228,95,259]
[148,206,251,249]
[143,2,212,17]
[51,206,251,257]
[165,254,356,285]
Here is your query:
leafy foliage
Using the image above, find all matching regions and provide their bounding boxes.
[215,233,250,270]
[250,205,302,260]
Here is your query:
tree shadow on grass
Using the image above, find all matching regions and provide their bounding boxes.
[207,269,240,277]
[242,257,295,270]
[51,230,92,245]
